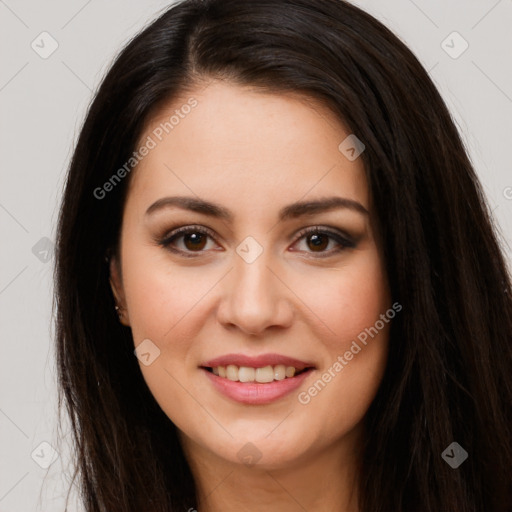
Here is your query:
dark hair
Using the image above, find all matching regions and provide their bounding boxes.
[54,0,512,510]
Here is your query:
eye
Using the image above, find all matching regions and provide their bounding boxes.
[158,225,220,257]
[291,226,355,256]
[157,224,355,258]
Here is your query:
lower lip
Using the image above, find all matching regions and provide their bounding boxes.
[201,368,314,405]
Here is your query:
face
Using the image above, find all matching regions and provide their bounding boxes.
[110,80,392,471]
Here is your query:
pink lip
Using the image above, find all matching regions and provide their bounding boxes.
[202,367,314,405]
[200,353,315,372]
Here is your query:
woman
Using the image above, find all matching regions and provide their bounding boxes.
[54,0,512,510]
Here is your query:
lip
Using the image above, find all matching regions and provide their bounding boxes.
[202,366,314,405]
[200,353,315,372]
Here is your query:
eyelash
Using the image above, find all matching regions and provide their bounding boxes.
[157,224,356,259]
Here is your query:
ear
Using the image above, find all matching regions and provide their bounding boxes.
[109,255,131,326]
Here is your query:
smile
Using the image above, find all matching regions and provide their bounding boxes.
[206,364,307,382]
[199,354,316,405]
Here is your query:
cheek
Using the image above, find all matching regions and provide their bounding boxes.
[291,249,390,428]
[121,245,214,343]
[291,247,390,343]
[120,246,211,433]
[303,324,390,441]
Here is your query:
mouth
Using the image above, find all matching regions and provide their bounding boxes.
[201,364,313,383]
[199,354,316,405]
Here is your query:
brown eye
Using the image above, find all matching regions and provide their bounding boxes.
[291,226,355,257]
[182,232,208,251]
[159,225,219,256]
[305,233,329,252]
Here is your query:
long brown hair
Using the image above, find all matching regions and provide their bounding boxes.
[54,0,512,510]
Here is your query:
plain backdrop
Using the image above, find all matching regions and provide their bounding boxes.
[1,1,511,510]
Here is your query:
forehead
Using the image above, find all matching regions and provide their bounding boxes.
[127,81,369,219]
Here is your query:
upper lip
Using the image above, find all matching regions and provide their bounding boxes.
[200,353,315,371]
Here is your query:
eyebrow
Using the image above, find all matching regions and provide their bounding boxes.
[145,195,369,221]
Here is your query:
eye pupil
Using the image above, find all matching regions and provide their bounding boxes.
[307,233,328,251]
[184,232,207,251]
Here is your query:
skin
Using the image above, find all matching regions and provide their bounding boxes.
[110,79,392,512]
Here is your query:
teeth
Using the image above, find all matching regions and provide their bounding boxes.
[238,366,255,382]
[226,364,238,381]
[210,364,301,382]
[274,364,286,381]
[255,366,274,383]
[285,366,296,378]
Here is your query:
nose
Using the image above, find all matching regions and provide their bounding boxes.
[216,252,294,336]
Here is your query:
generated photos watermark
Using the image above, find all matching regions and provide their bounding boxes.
[93,97,198,200]
[298,301,402,405]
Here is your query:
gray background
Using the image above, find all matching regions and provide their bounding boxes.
[1,1,511,510]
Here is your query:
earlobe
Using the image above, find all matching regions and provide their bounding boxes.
[109,256,131,326]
